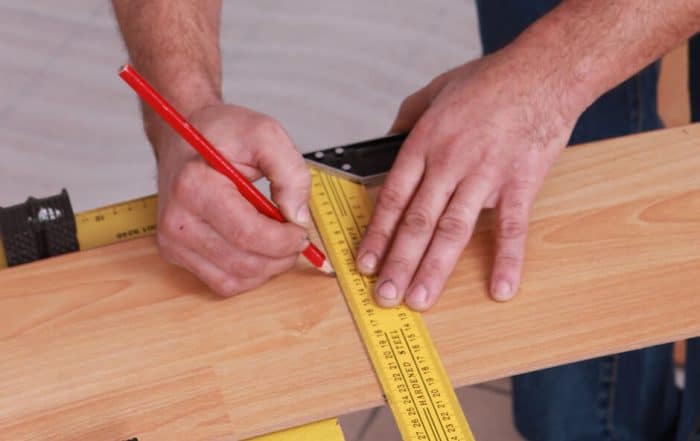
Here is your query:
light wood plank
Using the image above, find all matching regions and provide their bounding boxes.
[1,124,699,440]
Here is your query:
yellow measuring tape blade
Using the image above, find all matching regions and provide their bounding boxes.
[0,192,344,441]
[310,168,475,441]
[75,194,159,250]
[245,418,343,441]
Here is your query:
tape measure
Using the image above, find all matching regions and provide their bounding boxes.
[74,194,159,250]
[0,194,159,270]
[310,168,475,441]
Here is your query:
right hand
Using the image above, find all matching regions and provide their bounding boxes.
[153,103,311,296]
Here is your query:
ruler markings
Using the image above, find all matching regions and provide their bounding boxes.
[424,407,442,441]
[401,327,450,441]
[310,169,474,441]
[326,172,348,218]
[385,331,433,440]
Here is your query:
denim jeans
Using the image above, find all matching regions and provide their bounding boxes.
[475,1,700,440]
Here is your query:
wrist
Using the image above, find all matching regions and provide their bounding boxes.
[142,72,222,160]
[503,19,598,126]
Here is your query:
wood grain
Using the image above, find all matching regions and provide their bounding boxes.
[1,124,700,440]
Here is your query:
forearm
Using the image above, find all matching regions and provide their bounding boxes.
[112,0,223,153]
[507,0,700,120]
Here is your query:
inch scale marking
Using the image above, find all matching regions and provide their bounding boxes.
[309,168,475,441]
[75,194,158,250]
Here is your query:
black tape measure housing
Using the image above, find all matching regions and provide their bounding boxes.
[0,189,79,267]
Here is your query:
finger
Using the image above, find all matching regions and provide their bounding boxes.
[483,190,500,209]
[390,88,433,134]
[404,176,492,311]
[250,118,312,226]
[160,208,300,279]
[490,180,537,302]
[357,135,426,276]
[160,241,248,296]
[174,165,309,258]
[373,169,456,308]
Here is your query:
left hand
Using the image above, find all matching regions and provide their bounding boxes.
[356,48,580,311]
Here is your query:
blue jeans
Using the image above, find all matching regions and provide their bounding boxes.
[475,1,700,439]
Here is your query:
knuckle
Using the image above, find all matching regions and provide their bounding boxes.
[252,115,286,140]
[363,227,392,249]
[228,224,255,247]
[402,209,434,233]
[281,231,306,255]
[436,213,471,239]
[472,164,499,186]
[422,258,445,276]
[297,164,312,188]
[261,225,306,257]
[507,197,528,214]
[231,258,260,277]
[494,253,521,268]
[286,162,311,194]
[385,256,410,273]
[427,142,462,172]
[497,217,527,240]
[377,185,407,213]
[478,145,500,169]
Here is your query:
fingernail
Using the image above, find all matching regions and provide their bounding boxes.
[300,237,310,251]
[358,252,378,274]
[376,280,398,303]
[296,204,311,225]
[407,284,428,310]
[492,280,512,301]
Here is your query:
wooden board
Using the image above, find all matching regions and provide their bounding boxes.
[1,124,700,440]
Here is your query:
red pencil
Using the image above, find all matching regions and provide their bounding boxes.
[118,64,334,275]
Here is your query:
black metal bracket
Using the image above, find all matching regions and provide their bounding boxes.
[303,133,407,185]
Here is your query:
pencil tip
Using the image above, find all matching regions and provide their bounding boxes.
[319,260,336,276]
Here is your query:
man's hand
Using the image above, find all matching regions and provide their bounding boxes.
[112,1,314,296]
[357,0,700,311]
[155,104,311,296]
[357,49,578,311]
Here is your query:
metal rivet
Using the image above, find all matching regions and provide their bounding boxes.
[334,147,344,155]
[314,151,324,159]
[341,163,352,171]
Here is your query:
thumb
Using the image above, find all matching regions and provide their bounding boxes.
[254,129,312,227]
